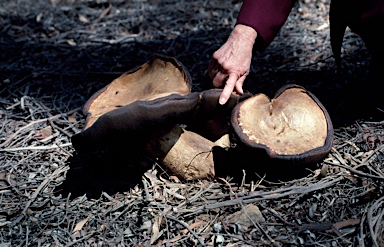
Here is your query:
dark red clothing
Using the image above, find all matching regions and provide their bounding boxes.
[236,0,384,54]
[236,0,295,51]
[235,0,384,108]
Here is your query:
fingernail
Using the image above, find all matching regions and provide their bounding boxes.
[219,97,226,105]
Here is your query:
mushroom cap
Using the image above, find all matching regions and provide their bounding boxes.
[71,92,201,153]
[82,54,192,129]
[231,84,333,164]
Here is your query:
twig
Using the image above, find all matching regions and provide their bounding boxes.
[361,144,384,164]
[216,177,237,200]
[142,177,151,202]
[1,143,72,152]
[359,210,368,247]
[202,176,343,209]
[366,196,384,247]
[325,160,384,180]
[165,215,206,246]
[65,231,96,247]
[187,182,215,204]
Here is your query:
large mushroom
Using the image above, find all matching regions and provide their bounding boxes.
[231,84,333,165]
[71,54,250,181]
[71,54,333,184]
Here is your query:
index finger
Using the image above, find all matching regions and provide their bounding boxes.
[219,73,238,105]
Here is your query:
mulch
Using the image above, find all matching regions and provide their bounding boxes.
[0,0,383,246]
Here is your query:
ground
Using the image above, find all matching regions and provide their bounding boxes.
[0,0,383,246]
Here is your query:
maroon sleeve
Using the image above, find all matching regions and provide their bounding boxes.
[236,0,295,51]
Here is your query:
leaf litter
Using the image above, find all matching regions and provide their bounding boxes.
[0,0,383,246]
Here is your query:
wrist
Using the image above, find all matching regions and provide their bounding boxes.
[230,24,257,45]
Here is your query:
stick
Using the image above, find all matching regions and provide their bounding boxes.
[165,215,206,246]
[325,160,384,180]
[1,143,72,152]
[203,176,343,209]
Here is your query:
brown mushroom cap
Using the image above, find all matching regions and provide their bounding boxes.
[231,84,333,164]
[82,54,192,129]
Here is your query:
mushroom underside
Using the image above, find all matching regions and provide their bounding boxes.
[231,85,333,164]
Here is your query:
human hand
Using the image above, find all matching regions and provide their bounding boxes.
[208,24,257,105]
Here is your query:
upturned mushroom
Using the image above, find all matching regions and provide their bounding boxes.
[231,84,333,165]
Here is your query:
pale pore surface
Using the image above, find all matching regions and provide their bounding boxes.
[85,58,191,129]
[238,88,327,155]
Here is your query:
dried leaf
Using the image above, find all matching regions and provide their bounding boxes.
[72,217,89,234]
[36,13,43,22]
[67,39,77,46]
[93,4,112,24]
[317,22,329,31]
[68,116,77,123]
[140,220,152,232]
[181,221,205,234]
[150,216,162,244]
[164,188,185,200]
[144,171,161,186]
[226,204,265,228]
[169,176,181,183]
[169,235,182,243]
[78,14,90,24]
[34,126,52,139]
[332,218,360,230]
[320,164,328,177]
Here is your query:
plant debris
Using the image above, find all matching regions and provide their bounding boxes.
[0,0,383,246]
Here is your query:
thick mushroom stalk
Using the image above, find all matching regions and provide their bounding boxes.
[145,125,222,180]
[231,84,333,164]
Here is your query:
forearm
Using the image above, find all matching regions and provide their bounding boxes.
[236,0,295,51]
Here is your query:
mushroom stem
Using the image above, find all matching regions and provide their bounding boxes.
[145,124,230,181]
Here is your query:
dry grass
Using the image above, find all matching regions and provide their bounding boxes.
[1,0,383,246]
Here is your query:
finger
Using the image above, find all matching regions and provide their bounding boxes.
[234,75,246,94]
[208,59,219,79]
[212,71,228,88]
[209,67,219,79]
[208,58,216,72]
[219,73,238,105]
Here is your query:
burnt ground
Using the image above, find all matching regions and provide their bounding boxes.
[0,0,383,246]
